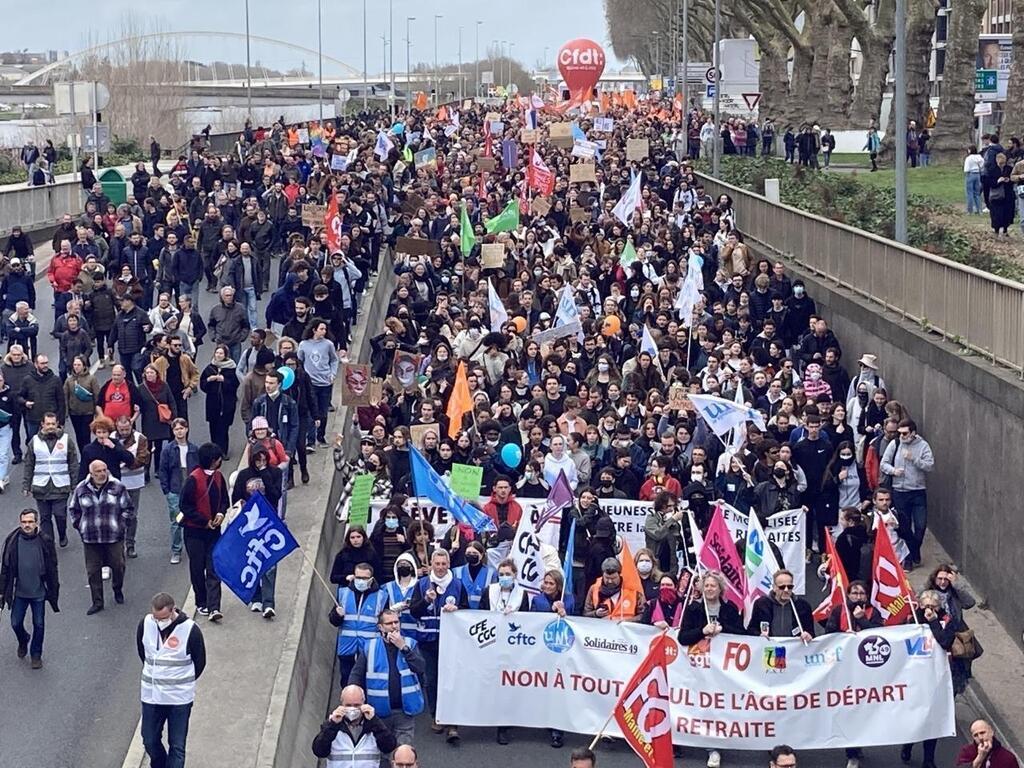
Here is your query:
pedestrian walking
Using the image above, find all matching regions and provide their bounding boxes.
[68,459,135,615]
[115,415,150,559]
[137,592,206,768]
[158,419,199,565]
[311,685,397,767]
[0,508,60,669]
[199,344,239,458]
[178,442,227,621]
[22,412,77,546]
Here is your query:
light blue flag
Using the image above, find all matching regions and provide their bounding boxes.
[570,122,586,142]
[561,518,576,600]
[409,446,496,534]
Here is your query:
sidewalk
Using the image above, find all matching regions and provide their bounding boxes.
[916,532,1024,758]
[0,162,134,195]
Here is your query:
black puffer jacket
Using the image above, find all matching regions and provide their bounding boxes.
[0,528,60,611]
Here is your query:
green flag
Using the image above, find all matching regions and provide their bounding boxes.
[484,200,520,234]
[402,145,413,163]
[460,202,476,257]
[619,239,638,268]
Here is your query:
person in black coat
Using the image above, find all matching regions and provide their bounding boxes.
[0,509,60,666]
[280,352,313,485]
[834,511,870,582]
[76,416,134,483]
[823,580,883,633]
[138,364,178,473]
[678,571,745,645]
[329,525,381,585]
[199,345,239,458]
[746,569,815,640]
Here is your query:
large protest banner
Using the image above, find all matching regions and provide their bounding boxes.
[437,613,954,750]
[717,504,807,594]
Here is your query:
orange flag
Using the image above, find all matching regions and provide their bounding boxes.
[623,90,637,110]
[446,361,473,439]
[414,91,428,111]
[600,92,611,113]
[436,105,449,122]
[615,539,644,619]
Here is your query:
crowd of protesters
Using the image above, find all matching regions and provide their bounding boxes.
[0,93,989,768]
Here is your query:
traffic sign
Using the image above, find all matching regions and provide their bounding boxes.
[742,92,762,110]
[975,69,997,93]
[706,84,716,99]
[705,67,718,83]
[680,62,712,78]
[81,125,110,153]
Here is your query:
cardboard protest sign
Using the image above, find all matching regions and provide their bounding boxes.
[626,138,650,161]
[480,242,506,269]
[521,129,540,144]
[409,423,441,451]
[569,163,597,183]
[301,203,327,229]
[340,363,372,406]
[394,236,439,257]
[531,197,552,216]
[400,192,426,215]
[549,122,574,148]
[569,206,590,223]
[476,156,498,172]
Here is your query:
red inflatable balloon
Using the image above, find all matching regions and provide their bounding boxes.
[557,38,606,103]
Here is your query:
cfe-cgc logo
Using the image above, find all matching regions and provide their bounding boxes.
[858,635,892,668]
[543,619,575,653]
[469,619,497,649]
[763,646,787,672]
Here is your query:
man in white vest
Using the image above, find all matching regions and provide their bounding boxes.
[115,415,150,559]
[135,592,206,768]
[21,412,77,547]
[312,684,397,768]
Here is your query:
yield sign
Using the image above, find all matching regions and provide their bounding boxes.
[742,92,762,111]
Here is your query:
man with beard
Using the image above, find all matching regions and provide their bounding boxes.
[23,412,78,547]
[151,335,200,423]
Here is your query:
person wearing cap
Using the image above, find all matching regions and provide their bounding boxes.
[846,353,886,405]
[583,556,643,622]
[178,443,228,622]
[1,257,35,314]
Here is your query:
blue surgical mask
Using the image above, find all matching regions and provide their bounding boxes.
[353,578,370,592]
[498,575,515,589]
[385,518,399,531]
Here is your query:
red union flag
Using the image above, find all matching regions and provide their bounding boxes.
[870,521,914,625]
[527,149,555,196]
[324,194,342,254]
[612,633,675,768]
[813,530,851,630]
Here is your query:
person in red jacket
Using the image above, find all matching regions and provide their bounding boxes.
[639,456,683,501]
[956,720,1019,768]
[482,475,523,529]
[47,241,83,324]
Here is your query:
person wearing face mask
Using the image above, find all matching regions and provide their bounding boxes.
[383,552,422,638]
[880,419,934,570]
[311,684,397,768]
[823,441,869,524]
[369,506,409,581]
[515,460,549,498]
[136,592,206,768]
[595,467,626,499]
[752,460,803,524]
[633,548,663,601]
[329,562,387,687]
[644,493,684,577]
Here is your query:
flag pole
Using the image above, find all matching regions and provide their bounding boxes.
[789,599,810,645]
[298,548,341,608]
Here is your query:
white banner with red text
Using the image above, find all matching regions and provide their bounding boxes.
[436,612,954,750]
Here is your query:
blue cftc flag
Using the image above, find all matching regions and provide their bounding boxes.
[212,492,299,604]
[409,446,496,535]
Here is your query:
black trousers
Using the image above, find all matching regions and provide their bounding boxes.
[183,527,222,611]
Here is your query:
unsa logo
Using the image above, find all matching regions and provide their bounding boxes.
[857,635,892,668]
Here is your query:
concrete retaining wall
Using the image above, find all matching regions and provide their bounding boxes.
[0,179,83,237]
[264,262,396,766]
[699,175,1024,641]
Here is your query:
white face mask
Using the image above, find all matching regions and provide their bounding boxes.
[156,617,174,630]
[344,707,362,722]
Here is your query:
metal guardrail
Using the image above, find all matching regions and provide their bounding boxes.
[697,173,1024,376]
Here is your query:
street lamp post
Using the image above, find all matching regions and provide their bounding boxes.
[244,0,252,120]
[475,21,482,98]
[509,42,515,90]
[458,27,463,102]
[389,0,395,117]
[362,0,368,111]
[434,14,442,106]
[317,0,323,121]
[682,0,689,128]
[712,0,721,177]
[406,16,415,112]
[894,0,908,242]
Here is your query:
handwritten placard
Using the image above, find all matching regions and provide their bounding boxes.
[301,203,327,228]
[626,138,650,161]
[480,242,506,269]
[569,163,597,183]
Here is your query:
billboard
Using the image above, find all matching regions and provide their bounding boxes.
[976,35,1012,101]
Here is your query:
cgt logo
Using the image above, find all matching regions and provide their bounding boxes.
[763,646,787,672]
[905,635,934,657]
[507,622,536,646]
[858,635,892,668]
[469,619,497,649]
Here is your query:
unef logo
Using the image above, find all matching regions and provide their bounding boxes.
[763,646,787,672]
[469,619,497,649]
[723,641,751,671]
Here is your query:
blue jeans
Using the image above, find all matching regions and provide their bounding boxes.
[242,286,258,329]
[166,492,183,555]
[141,702,192,768]
[965,173,982,214]
[893,489,928,564]
[0,423,11,482]
[11,596,45,657]
[310,383,332,443]
[252,565,276,609]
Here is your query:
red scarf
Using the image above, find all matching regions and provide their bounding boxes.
[186,467,225,525]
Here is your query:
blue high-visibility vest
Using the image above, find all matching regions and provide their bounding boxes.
[415,576,467,642]
[336,587,387,657]
[363,636,425,718]
[453,563,495,609]
[383,580,422,641]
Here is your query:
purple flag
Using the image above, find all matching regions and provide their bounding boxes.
[501,139,519,171]
[536,469,574,533]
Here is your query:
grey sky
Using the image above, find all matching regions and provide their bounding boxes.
[4,0,627,74]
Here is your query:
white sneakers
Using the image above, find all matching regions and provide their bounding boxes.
[250,602,263,613]
[170,553,181,564]
[846,760,860,768]
[263,607,276,619]
[707,750,721,768]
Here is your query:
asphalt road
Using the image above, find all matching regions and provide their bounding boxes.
[0,250,271,768]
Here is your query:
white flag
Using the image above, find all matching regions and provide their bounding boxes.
[688,393,767,437]
[640,324,658,357]
[727,382,747,454]
[511,511,545,596]
[674,269,702,327]
[374,131,395,161]
[488,280,508,332]
[554,285,584,341]
[744,511,782,624]
[611,171,643,226]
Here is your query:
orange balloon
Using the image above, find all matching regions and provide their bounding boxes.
[512,316,527,334]
[601,315,621,337]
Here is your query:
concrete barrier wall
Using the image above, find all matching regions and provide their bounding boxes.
[0,179,83,236]
[264,262,396,766]
[698,176,1024,640]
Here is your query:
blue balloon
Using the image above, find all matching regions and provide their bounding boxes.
[391,122,405,135]
[500,442,523,468]
[277,365,295,391]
